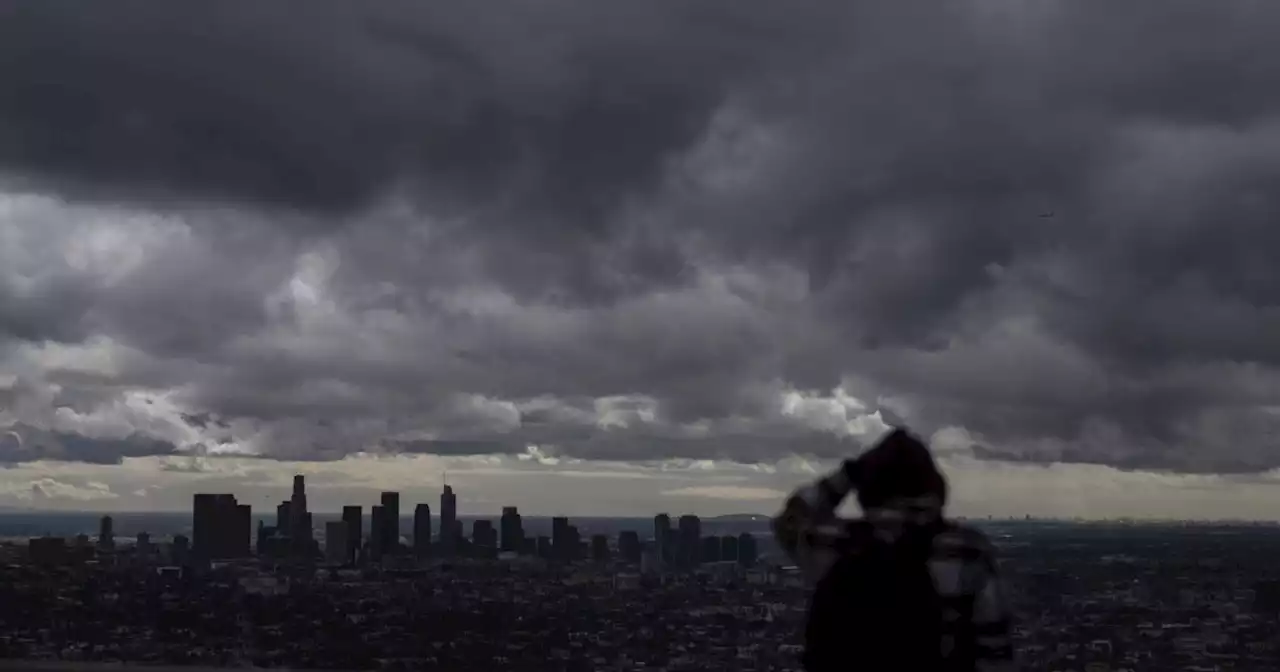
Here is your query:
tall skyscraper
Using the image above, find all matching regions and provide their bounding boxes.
[567,524,582,561]
[171,534,190,566]
[276,499,291,532]
[500,506,523,553]
[737,532,758,567]
[193,493,251,559]
[618,530,642,564]
[440,484,457,556]
[342,505,362,563]
[678,514,701,567]
[28,537,67,566]
[700,535,721,563]
[720,534,739,563]
[654,513,671,565]
[380,491,400,555]
[290,474,312,556]
[276,501,292,532]
[472,519,496,548]
[235,503,251,557]
[192,493,217,559]
[97,515,114,551]
[292,474,306,506]
[552,516,570,560]
[640,543,659,576]
[450,519,464,549]
[591,534,609,563]
[325,521,348,564]
[370,505,386,558]
[414,503,432,557]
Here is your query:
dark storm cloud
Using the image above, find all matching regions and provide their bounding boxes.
[6,2,1280,473]
[559,432,867,464]
[0,424,178,465]
[387,439,520,457]
[0,1,809,216]
[0,0,837,306]
[0,274,95,344]
[384,423,868,463]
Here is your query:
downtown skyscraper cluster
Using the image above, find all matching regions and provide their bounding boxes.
[192,478,757,571]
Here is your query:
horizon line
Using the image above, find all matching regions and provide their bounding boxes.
[1,509,1279,525]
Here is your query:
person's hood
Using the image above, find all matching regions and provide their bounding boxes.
[854,428,948,541]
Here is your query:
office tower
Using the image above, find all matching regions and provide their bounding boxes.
[290,474,313,555]
[472,519,496,548]
[193,493,251,559]
[256,521,271,554]
[192,494,218,558]
[440,484,457,556]
[28,537,68,566]
[500,506,523,553]
[370,505,386,558]
[552,516,570,560]
[276,501,292,532]
[325,521,348,563]
[737,532,758,567]
[136,532,152,556]
[97,515,114,551]
[171,535,190,566]
[618,530,642,564]
[380,491,400,555]
[234,504,252,557]
[654,514,672,565]
[342,506,362,563]
[567,524,582,562]
[640,543,659,575]
[413,503,431,557]
[701,536,721,563]
[293,474,306,506]
[678,514,701,567]
[591,534,609,563]
[720,534,739,563]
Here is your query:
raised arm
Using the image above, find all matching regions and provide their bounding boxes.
[771,461,857,581]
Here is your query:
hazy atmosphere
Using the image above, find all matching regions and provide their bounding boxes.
[4,1,1280,517]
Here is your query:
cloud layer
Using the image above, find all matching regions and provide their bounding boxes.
[4,1,1280,476]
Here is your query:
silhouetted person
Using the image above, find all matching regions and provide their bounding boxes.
[773,428,1014,672]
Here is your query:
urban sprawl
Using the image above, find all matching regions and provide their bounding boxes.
[1,475,1279,671]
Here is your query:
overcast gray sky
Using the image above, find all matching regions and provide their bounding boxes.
[2,1,1280,518]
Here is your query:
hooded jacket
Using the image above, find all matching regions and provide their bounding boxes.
[772,428,1015,672]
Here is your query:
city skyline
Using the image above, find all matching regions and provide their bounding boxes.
[7,3,1280,521]
[6,450,1280,520]
[180,474,763,571]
